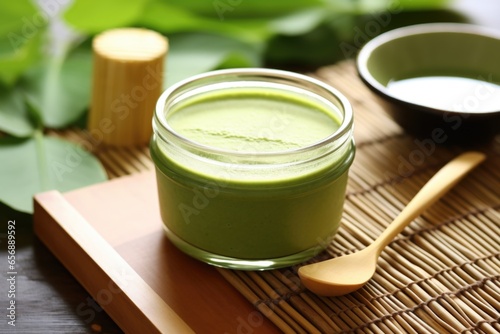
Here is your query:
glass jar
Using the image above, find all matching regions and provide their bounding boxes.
[151,68,355,270]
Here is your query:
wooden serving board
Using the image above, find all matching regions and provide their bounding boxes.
[33,171,280,334]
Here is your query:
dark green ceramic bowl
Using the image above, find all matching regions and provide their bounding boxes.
[357,23,500,144]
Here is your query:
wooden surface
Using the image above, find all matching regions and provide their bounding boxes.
[33,171,280,334]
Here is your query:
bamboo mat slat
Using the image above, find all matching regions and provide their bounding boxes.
[54,60,499,333]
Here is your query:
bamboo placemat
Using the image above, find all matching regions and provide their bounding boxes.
[50,60,500,333]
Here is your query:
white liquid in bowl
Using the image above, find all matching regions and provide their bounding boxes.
[387,76,500,113]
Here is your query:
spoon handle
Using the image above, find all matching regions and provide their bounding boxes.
[370,151,486,255]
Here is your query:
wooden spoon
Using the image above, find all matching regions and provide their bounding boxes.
[298,151,486,297]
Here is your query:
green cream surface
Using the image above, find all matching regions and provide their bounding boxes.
[167,90,340,152]
[152,88,353,264]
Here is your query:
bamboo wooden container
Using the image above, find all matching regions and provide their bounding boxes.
[88,28,168,147]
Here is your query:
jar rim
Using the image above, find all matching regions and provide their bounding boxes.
[153,68,353,157]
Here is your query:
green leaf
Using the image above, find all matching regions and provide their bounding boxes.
[265,23,343,68]
[268,8,327,35]
[0,30,43,86]
[166,33,262,87]
[137,2,272,43]
[0,133,108,213]
[63,0,149,33]
[0,0,45,86]
[396,0,450,10]
[0,0,39,36]
[164,0,324,18]
[21,47,92,128]
[0,85,36,137]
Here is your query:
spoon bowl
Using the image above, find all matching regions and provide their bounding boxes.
[299,245,377,296]
[298,151,486,297]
